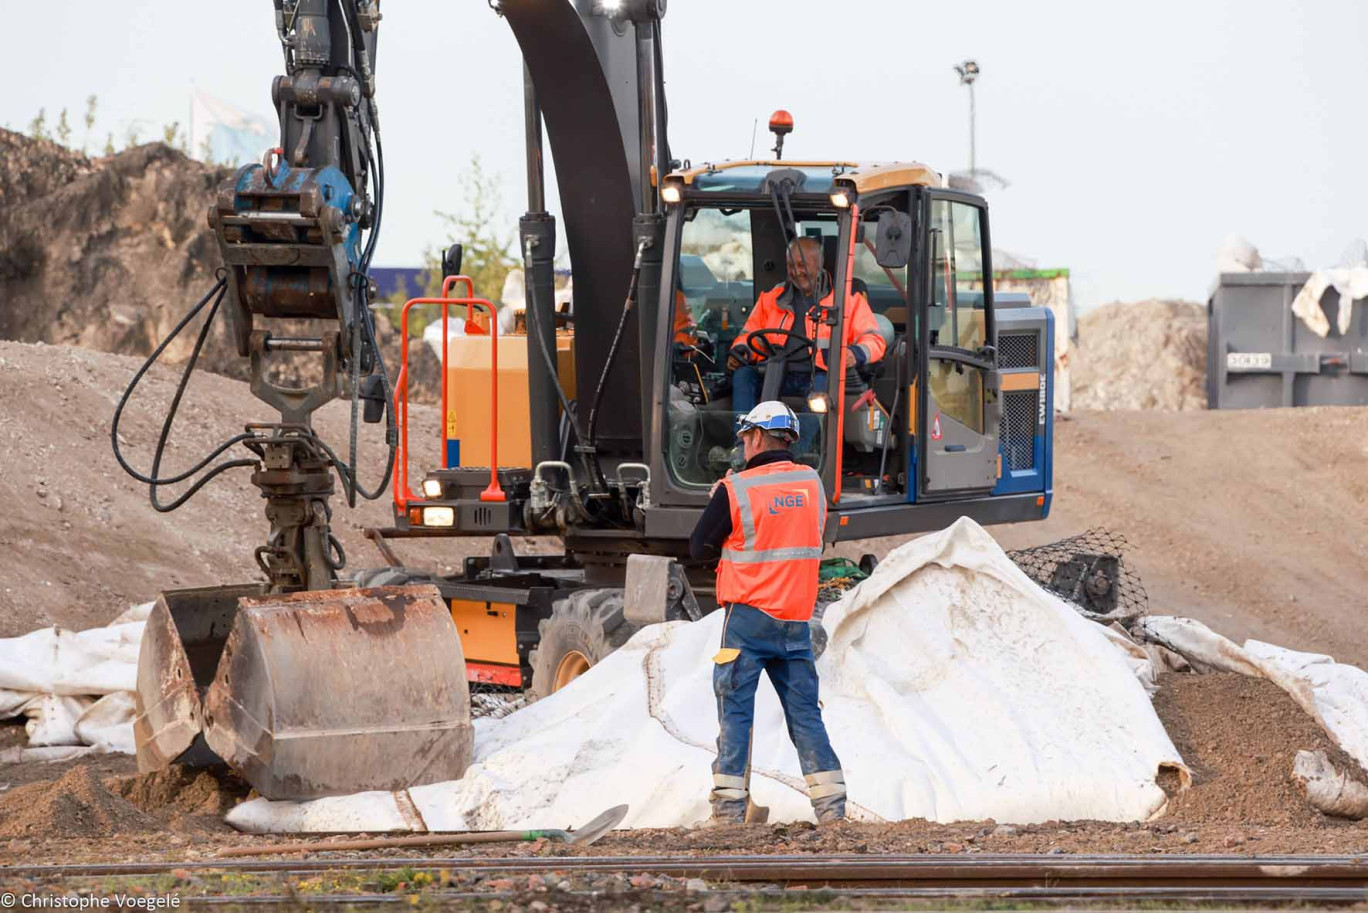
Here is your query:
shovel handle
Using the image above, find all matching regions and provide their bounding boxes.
[218,829,568,857]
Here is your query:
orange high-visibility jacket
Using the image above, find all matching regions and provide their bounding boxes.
[673,289,698,346]
[739,284,886,372]
[716,461,827,621]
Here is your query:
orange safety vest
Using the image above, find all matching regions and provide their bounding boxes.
[715,460,827,621]
[740,284,886,373]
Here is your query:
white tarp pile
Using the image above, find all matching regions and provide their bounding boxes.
[0,603,150,762]
[226,518,1187,834]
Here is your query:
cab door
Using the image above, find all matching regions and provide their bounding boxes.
[919,194,1001,495]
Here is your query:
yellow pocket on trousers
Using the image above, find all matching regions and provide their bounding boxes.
[713,647,741,664]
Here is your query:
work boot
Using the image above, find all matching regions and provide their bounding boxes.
[806,769,847,824]
[812,794,846,824]
[706,797,747,826]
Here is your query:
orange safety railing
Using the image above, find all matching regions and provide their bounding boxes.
[393,275,505,511]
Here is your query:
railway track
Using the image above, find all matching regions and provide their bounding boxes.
[3,854,1366,904]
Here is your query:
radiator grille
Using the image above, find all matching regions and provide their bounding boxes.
[998,332,1039,370]
[1000,390,1038,471]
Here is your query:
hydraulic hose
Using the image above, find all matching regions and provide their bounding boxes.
[522,233,593,487]
[110,274,259,512]
[584,237,650,490]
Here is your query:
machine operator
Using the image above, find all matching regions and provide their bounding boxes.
[727,236,886,415]
[689,401,847,825]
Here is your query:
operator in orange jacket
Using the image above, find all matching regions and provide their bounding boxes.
[727,236,885,415]
[689,401,846,826]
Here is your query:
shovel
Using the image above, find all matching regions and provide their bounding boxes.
[218,804,630,857]
[742,727,769,824]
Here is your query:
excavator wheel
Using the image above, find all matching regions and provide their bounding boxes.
[529,588,638,700]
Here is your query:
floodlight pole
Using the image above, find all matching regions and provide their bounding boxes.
[954,59,980,176]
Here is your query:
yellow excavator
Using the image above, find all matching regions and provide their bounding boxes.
[118,0,1056,800]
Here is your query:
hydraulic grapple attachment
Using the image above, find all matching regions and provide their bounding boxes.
[134,584,473,800]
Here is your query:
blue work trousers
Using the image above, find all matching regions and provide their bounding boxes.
[712,603,841,785]
[732,365,825,415]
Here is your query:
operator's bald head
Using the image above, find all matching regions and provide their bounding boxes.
[786,236,823,296]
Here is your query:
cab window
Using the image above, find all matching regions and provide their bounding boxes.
[928,200,988,433]
[929,200,986,350]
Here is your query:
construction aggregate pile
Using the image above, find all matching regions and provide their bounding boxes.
[1071,299,1207,411]
[0,128,439,401]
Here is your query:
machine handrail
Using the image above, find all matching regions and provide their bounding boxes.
[393,276,506,511]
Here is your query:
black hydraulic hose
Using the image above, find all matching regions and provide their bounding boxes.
[584,240,648,489]
[522,247,593,488]
[110,276,256,493]
[146,286,259,513]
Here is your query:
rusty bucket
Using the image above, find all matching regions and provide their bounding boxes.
[134,584,473,800]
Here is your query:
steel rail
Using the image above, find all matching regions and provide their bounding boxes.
[161,887,1368,906]
[3,854,1366,889]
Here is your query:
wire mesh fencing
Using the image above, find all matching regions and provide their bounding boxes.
[1007,528,1149,625]
[469,684,529,719]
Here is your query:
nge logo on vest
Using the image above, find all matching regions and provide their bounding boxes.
[768,492,808,514]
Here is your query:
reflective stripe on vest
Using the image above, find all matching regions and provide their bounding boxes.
[716,461,826,621]
[728,468,828,549]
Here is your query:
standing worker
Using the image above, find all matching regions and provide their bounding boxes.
[689,401,847,825]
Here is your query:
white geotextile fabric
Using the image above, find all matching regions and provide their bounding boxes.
[227,518,1185,834]
[1291,268,1368,337]
[1139,616,1368,772]
[0,603,149,756]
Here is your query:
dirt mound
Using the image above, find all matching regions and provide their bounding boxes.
[0,128,439,402]
[0,340,552,637]
[0,131,96,211]
[0,765,158,838]
[114,765,250,819]
[1153,672,1367,825]
[1071,300,1207,410]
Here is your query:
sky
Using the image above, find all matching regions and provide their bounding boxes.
[5,1,1367,312]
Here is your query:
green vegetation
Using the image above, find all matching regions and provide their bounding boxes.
[377,154,519,338]
[24,95,190,158]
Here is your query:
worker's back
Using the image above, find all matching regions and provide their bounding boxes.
[716,460,826,621]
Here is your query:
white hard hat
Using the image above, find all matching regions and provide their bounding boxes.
[737,400,800,442]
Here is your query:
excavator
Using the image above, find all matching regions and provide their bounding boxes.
[120,0,1056,801]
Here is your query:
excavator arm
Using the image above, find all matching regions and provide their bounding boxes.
[128,1,475,802]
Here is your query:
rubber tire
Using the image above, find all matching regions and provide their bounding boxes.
[528,588,637,701]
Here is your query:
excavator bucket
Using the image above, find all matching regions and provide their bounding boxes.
[134,584,260,772]
[134,584,473,800]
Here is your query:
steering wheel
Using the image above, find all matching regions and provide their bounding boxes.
[744,328,817,364]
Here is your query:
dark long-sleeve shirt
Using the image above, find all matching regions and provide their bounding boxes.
[688,449,797,561]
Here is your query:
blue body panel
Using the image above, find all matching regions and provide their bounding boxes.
[990,308,1054,513]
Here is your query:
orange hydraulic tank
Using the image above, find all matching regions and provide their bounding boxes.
[445,332,575,469]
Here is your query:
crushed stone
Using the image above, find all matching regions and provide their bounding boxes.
[1071,300,1206,410]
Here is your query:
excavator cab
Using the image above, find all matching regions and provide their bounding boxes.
[652,161,1030,518]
